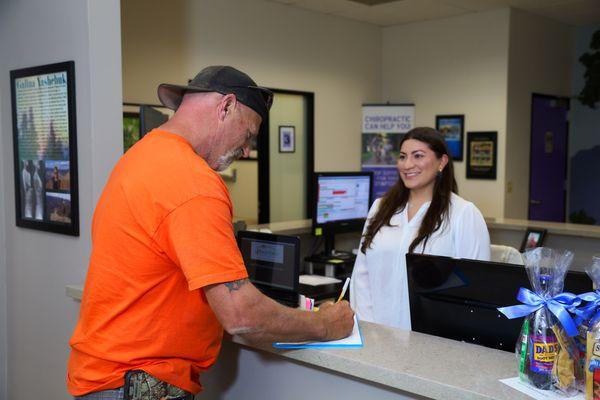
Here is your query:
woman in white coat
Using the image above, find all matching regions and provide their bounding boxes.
[350,127,490,329]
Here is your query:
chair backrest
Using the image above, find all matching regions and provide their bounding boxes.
[490,244,524,265]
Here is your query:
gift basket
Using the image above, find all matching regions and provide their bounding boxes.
[577,256,600,400]
[498,247,581,396]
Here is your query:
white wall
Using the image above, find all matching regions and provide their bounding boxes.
[121,0,381,226]
[225,161,259,223]
[504,9,573,219]
[382,9,511,218]
[269,93,306,223]
[0,0,122,399]
[121,0,381,173]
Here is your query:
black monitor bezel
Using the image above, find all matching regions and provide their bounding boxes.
[236,230,300,293]
[311,171,374,235]
[405,253,592,352]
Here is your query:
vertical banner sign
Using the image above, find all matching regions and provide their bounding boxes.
[361,104,414,199]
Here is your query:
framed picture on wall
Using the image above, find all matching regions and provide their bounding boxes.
[10,61,79,236]
[123,112,140,152]
[436,114,464,161]
[466,131,497,180]
[122,103,173,153]
[520,228,547,252]
[279,125,295,153]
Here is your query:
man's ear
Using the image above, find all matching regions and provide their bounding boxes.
[218,94,238,121]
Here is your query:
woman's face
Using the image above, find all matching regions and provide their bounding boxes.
[397,139,448,192]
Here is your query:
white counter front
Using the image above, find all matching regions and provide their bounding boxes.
[66,285,530,400]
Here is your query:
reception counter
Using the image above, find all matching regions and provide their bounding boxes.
[66,217,600,399]
[66,285,527,400]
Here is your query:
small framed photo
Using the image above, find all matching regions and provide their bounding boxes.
[279,125,295,153]
[10,61,79,236]
[466,131,497,180]
[436,115,464,161]
[123,112,140,152]
[520,228,547,253]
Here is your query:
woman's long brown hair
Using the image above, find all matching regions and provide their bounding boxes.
[360,127,458,254]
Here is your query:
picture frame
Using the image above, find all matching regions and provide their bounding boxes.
[10,61,79,236]
[122,103,173,153]
[466,131,497,180]
[123,111,140,152]
[436,115,464,161]
[520,228,547,253]
[279,125,295,153]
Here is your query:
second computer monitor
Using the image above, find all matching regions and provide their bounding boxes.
[312,171,373,255]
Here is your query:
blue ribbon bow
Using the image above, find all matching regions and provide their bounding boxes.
[574,291,600,326]
[497,287,581,337]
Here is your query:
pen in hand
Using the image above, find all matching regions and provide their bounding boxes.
[336,277,351,303]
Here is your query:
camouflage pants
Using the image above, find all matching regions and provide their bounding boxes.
[74,387,124,400]
[74,371,193,400]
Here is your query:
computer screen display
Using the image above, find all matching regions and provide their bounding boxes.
[406,254,592,352]
[315,173,372,225]
[237,231,299,292]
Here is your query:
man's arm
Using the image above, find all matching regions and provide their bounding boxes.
[203,278,354,344]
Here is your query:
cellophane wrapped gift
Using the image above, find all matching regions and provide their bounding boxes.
[584,256,600,399]
[514,247,580,396]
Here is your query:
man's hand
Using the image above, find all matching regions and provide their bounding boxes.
[316,300,355,341]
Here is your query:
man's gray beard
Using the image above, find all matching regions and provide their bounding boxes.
[214,148,243,172]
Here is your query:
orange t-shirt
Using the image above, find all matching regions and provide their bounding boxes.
[67,129,248,396]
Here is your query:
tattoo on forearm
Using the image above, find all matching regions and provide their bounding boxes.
[224,279,249,292]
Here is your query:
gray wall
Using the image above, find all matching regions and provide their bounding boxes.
[570,24,600,158]
[0,0,122,398]
[569,24,600,224]
[0,60,6,400]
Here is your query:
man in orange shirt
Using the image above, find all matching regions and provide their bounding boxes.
[67,66,354,400]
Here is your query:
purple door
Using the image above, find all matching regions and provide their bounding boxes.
[529,94,569,222]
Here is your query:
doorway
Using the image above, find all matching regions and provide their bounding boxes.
[528,93,569,222]
[258,89,314,224]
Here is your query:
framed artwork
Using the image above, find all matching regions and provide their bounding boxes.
[466,131,497,180]
[520,228,547,252]
[10,61,79,236]
[122,103,173,153]
[123,112,140,152]
[279,125,295,153]
[436,115,464,161]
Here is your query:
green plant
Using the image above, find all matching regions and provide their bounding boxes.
[569,209,596,225]
[578,29,600,109]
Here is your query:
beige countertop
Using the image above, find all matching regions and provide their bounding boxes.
[485,217,600,239]
[250,217,600,240]
[66,284,528,400]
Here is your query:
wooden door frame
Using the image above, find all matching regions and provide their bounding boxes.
[258,89,315,224]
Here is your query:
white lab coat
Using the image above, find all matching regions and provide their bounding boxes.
[350,193,490,329]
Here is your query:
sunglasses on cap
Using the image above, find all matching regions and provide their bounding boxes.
[232,85,274,109]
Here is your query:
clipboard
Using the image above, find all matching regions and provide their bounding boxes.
[273,315,363,349]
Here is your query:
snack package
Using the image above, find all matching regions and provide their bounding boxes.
[584,256,600,400]
[513,247,580,396]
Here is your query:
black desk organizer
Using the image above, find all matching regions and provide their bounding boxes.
[304,253,356,280]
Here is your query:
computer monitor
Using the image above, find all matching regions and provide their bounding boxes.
[140,105,168,137]
[312,172,373,256]
[406,253,592,352]
[237,231,300,307]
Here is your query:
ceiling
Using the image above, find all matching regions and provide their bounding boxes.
[265,0,600,27]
